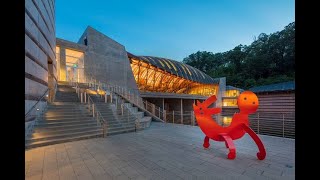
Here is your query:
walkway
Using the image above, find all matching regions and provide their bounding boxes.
[25,122,295,180]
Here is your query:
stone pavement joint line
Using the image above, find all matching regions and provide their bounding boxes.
[25,122,295,180]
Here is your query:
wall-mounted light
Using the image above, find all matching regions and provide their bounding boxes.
[46,94,49,97]
[36,108,40,111]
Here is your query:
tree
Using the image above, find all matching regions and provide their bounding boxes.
[182,22,295,89]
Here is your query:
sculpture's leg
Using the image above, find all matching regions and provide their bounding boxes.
[220,135,236,159]
[203,136,210,149]
[242,124,266,160]
[225,141,229,148]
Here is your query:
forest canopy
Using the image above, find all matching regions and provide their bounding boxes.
[182,22,295,89]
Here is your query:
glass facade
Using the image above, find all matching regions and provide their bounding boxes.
[56,47,85,83]
[129,57,219,96]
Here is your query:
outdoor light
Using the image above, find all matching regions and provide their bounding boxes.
[46,94,49,97]
[36,108,40,111]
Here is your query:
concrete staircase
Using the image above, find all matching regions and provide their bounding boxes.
[89,95,137,135]
[25,82,103,149]
[123,103,152,129]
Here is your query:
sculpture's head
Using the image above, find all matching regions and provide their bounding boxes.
[237,91,259,114]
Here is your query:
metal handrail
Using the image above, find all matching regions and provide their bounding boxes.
[25,88,49,118]
[87,95,108,137]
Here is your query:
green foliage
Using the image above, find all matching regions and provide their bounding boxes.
[182,22,295,89]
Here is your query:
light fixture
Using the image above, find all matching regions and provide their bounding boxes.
[45,94,48,97]
[36,108,39,111]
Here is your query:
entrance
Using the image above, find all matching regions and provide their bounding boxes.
[62,48,84,83]
[66,65,78,82]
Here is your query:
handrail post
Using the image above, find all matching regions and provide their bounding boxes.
[96,112,99,126]
[121,104,124,115]
[282,113,285,138]
[105,93,107,103]
[92,104,95,117]
[81,92,83,103]
[88,97,91,111]
[164,110,166,123]
[84,92,87,103]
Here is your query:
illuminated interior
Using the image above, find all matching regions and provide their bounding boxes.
[65,49,84,82]
[225,89,240,97]
[222,86,243,107]
[222,99,238,107]
[56,47,85,83]
[222,116,232,126]
[128,54,219,96]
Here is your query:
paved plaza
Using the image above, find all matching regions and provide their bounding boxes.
[25,122,295,180]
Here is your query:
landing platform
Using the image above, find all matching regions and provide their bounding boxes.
[25,122,295,180]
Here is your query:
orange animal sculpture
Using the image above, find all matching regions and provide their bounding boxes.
[193,91,266,160]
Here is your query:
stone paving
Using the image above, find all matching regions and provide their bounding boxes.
[25,122,295,180]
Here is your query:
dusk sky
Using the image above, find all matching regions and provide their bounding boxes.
[56,0,295,61]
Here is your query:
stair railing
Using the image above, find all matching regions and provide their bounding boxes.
[25,88,49,119]
[85,76,165,122]
[25,88,49,138]
[87,95,108,137]
[109,92,142,132]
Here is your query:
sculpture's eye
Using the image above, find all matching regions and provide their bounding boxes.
[244,97,247,100]
[200,107,202,110]
[253,102,255,104]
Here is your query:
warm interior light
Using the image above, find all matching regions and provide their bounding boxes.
[222,99,238,107]
[222,116,232,126]
[129,58,218,96]
[225,90,240,97]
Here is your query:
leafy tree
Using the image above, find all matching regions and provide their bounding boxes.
[182,22,295,89]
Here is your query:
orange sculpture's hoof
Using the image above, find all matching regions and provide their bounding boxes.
[227,152,236,159]
[257,152,266,160]
[203,142,210,148]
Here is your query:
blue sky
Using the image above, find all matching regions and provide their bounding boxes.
[56,0,295,61]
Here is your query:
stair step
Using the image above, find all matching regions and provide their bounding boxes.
[107,128,136,135]
[106,121,135,126]
[47,106,81,109]
[27,129,103,142]
[108,125,135,131]
[44,113,91,116]
[34,122,99,131]
[32,126,102,136]
[45,108,83,111]
[25,133,103,149]
[43,116,93,121]
[38,118,94,124]
[36,120,96,126]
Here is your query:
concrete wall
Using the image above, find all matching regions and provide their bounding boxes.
[216,77,226,107]
[25,0,56,117]
[77,26,138,92]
